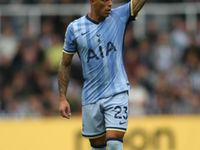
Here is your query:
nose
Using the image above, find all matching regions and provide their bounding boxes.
[108,0,112,7]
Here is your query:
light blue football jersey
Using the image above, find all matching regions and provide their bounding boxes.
[63,1,137,105]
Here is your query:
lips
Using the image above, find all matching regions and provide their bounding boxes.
[106,9,111,13]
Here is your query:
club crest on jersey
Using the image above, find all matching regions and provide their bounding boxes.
[87,42,117,63]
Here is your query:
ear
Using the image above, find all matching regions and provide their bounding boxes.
[90,0,95,5]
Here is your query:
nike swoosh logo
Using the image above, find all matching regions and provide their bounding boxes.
[81,32,89,36]
[119,121,126,125]
[96,33,101,37]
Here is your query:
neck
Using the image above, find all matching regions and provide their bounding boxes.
[88,12,105,23]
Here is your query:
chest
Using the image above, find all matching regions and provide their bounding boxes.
[76,17,124,50]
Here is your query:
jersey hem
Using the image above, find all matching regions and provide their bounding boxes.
[81,89,130,106]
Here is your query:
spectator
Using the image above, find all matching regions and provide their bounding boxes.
[152,32,174,73]
[44,34,63,74]
[129,76,149,116]
[170,17,190,61]
[0,25,19,65]
[1,2,200,117]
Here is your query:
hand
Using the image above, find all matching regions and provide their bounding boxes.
[59,99,71,119]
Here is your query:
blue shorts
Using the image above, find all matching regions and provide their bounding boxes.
[82,91,129,139]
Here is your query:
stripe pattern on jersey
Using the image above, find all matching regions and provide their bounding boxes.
[63,2,137,105]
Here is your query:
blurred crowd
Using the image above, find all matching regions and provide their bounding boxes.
[0,2,200,118]
[126,17,200,116]
[0,16,83,117]
[0,0,199,4]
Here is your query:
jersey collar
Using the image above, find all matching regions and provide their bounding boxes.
[86,14,106,24]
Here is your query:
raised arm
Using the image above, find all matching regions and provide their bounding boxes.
[58,52,73,119]
[132,0,147,16]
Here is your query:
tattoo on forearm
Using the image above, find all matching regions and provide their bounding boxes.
[132,0,147,16]
[58,54,72,98]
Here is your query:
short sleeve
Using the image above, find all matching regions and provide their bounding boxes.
[63,23,76,54]
[130,0,138,19]
[112,1,138,23]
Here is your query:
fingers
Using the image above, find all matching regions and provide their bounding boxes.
[60,109,70,119]
[66,108,71,119]
[59,103,71,119]
[62,110,70,119]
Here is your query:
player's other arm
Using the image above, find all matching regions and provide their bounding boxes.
[131,0,147,16]
[58,52,73,119]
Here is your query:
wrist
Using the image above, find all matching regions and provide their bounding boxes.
[59,97,67,102]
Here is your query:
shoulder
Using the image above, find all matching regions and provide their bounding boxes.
[65,16,85,37]
[69,15,86,26]
[110,2,131,19]
[112,2,131,13]
[66,15,87,32]
[110,2,136,22]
